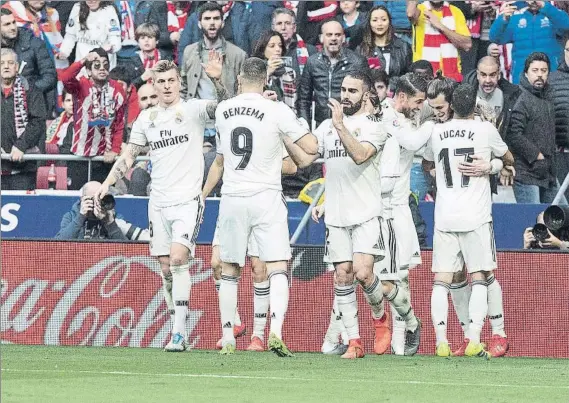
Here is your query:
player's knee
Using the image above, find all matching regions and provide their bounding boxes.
[354,267,374,287]
[470,270,490,282]
[433,272,453,285]
[251,259,267,282]
[169,255,188,267]
[452,267,467,283]
[221,262,241,277]
[334,262,353,285]
[381,280,395,295]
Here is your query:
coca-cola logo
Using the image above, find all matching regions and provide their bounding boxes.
[1,255,212,348]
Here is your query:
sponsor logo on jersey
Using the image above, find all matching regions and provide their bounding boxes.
[149,130,190,151]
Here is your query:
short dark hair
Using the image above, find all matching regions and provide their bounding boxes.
[427,72,458,102]
[409,60,434,77]
[369,69,389,88]
[252,30,286,60]
[84,48,110,70]
[198,2,223,21]
[524,52,551,73]
[451,83,477,118]
[1,8,13,17]
[395,73,428,97]
[109,65,132,85]
[345,70,373,92]
[240,57,267,85]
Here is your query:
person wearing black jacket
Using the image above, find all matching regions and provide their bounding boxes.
[0,8,56,120]
[549,36,569,201]
[506,52,567,204]
[1,49,46,191]
[298,20,367,128]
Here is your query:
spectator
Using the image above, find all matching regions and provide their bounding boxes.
[523,212,569,250]
[271,7,317,79]
[506,52,567,204]
[180,2,246,142]
[0,8,57,114]
[137,82,158,110]
[130,23,172,89]
[335,0,366,46]
[356,5,412,83]
[1,48,46,191]
[370,68,389,103]
[549,35,569,201]
[489,1,569,84]
[49,1,75,37]
[58,1,122,71]
[372,0,411,44]
[60,48,126,190]
[407,0,472,82]
[116,0,140,64]
[178,1,250,59]
[252,30,298,113]
[465,56,521,139]
[109,65,140,141]
[298,20,367,128]
[409,59,435,81]
[46,89,73,148]
[165,0,192,63]
[247,1,284,54]
[55,181,127,240]
[296,1,339,46]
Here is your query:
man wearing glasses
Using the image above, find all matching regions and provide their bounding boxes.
[549,36,569,201]
[59,48,127,189]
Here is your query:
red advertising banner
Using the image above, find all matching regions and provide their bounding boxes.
[1,241,568,358]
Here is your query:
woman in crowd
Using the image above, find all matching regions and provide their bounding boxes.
[58,1,122,70]
[252,30,298,114]
[357,5,412,82]
[46,89,73,148]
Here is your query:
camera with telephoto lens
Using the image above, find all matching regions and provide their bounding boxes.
[531,205,569,245]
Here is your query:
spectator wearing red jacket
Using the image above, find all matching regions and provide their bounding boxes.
[60,48,126,190]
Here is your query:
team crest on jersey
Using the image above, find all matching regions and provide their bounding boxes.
[353,128,361,138]
[175,111,183,124]
[392,119,400,127]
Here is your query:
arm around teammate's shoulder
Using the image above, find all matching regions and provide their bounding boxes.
[203,153,224,199]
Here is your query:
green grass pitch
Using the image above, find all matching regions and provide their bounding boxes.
[2,345,568,403]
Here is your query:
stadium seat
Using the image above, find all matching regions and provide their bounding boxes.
[36,166,68,190]
[45,143,59,166]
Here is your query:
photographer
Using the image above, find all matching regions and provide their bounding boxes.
[523,208,569,250]
[55,181,126,240]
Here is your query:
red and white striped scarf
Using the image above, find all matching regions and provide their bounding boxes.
[306,1,338,22]
[167,1,191,33]
[295,35,309,75]
[137,49,161,69]
[12,77,28,139]
[118,1,136,47]
[421,2,462,82]
[46,112,72,145]
[222,1,234,21]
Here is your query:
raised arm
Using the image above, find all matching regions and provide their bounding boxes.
[202,50,229,120]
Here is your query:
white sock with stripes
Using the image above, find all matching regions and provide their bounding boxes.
[253,280,270,340]
[450,280,471,338]
[335,284,360,341]
[219,274,239,346]
[269,271,289,340]
[487,274,506,337]
[468,280,488,344]
[171,263,191,336]
[431,281,450,345]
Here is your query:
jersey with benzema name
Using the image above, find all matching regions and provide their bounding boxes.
[381,101,434,205]
[315,113,387,227]
[129,98,211,207]
[424,119,508,232]
[215,93,308,197]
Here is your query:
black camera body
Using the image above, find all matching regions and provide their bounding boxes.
[84,194,117,239]
[531,205,569,246]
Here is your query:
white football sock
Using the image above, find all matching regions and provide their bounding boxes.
[215,279,221,293]
[390,303,406,355]
[216,278,242,327]
[363,275,385,320]
[253,280,270,340]
[450,280,471,338]
[335,284,360,341]
[219,274,239,345]
[171,263,191,336]
[386,283,418,332]
[468,280,488,344]
[431,281,450,345]
[160,270,175,330]
[487,275,506,337]
[269,271,289,340]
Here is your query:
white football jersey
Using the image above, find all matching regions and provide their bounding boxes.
[129,99,211,208]
[380,134,401,220]
[381,102,434,205]
[424,119,508,232]
[316,113,387,227]
[215,93,308,197]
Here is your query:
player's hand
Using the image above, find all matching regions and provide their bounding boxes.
[103,151,118,164]
[80,196,94,217]
[263,90,278,101]
[328,98,345,131]
[10,146,24,162]
[93,200,106,220]
[311,204,325,223]
[202,49,223,81]
[499,166,515,186]
[94,182,110,204]
[487,43,501,58]
[458,155,491,177]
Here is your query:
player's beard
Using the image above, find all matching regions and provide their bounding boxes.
[342,98,363,116]
[401,105,416,120]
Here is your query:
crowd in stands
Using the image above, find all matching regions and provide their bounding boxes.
[1,0,568,204]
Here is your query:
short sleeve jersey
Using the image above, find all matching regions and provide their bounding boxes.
[215,94,308,197]
[423,119,508,232]
[129,99,210,207]
[315,113,388,227]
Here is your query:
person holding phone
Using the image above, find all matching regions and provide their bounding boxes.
[252,30,299,114]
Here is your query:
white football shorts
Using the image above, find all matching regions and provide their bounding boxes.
[324,216,386,264]
[372,218,399,281]
[218,189,290,267]
[391,204,422,269]
[212,219,259,258]
[432,222,497,274]
[148,196,203,257]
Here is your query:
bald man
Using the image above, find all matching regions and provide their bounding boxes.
[137,83,158,110]
[55,181,127,240]
[298,19,367,128]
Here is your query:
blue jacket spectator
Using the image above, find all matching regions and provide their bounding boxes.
[373,1,410,32]
[178,1,249,61]
[55,200,127,240]
[489,1,569,84]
